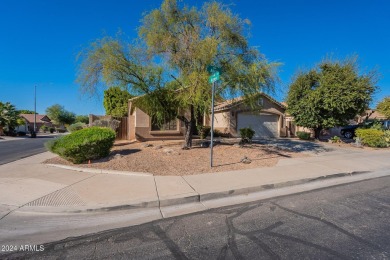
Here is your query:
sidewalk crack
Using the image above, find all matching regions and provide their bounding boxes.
[153,176,164,218]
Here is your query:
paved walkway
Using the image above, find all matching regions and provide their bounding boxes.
[1,145,390,220]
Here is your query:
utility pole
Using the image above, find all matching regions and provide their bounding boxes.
[34,85,37,132]
[31,86,37,138]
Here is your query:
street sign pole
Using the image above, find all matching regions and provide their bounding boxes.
[207,65,221,168]
[210,80,216,167]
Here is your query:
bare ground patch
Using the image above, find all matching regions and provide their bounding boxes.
[44,140,308,176]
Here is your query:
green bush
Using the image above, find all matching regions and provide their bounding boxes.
[67,122,86,133]
[330,136,341,143]
[56,128,67,133]
[213,129,222,137]
[47,127,116,164]
[384,130,390,145]
[197,125,211,139]
[355,128,387,148]
[239,127,255,143]
[49,127,55,133]
[40,125,49,132]
[296,131,311,140]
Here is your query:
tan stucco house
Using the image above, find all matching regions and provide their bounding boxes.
[16,114,53,133]
[128,93,288,141]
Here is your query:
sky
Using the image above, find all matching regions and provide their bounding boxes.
[1,0,389,115]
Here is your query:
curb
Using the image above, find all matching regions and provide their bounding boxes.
[198,170,371,201]
[17,170,384,214]
[46,164,153,177]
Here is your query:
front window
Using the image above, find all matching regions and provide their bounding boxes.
[151,117,177,131]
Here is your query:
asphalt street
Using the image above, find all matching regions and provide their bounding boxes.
[0,136,55,165]
[3,176,389,259]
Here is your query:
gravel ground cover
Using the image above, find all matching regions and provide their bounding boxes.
[44,140,308,176]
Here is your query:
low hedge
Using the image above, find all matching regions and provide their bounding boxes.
[46,127,116,164]
[296,131,311,140]
[355,128,387,148]
[67,122,86,133]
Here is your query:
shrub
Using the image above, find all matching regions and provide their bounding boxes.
[47,127,116,164]
[40,125,49,132]
[67,122,86,133]
[296,131,311,140]
[49,127,55,133]
[355,128,387,148]
[92,119,120,132]
[17,131,26,136]
[383,130,390,145]
[56,128,67,133]
[239,127,255,143]
[330,136,341,143]
[197,125,211,139]
[213,129,222,137]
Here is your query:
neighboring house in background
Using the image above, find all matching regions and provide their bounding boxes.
[16,114,53,132]
[127,93,288,141]
[356,109,387,123]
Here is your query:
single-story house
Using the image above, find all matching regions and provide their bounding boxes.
[16,114,53,133]
[127,93,288,141]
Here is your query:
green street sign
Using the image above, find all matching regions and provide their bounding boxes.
[207,65,220,74]
[209,71,220,83]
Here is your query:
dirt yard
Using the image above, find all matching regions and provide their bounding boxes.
[44,140,308,176]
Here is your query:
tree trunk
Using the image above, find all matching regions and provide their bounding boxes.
[314,127,322,140]
[0,126,4,136]
[179,105,196,149]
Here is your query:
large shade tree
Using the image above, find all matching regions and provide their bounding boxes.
[45,104,76,126]
[286,58,377,139]
[376,96,390,119]
[77,0,278,148]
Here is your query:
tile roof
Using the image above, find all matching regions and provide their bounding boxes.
[214,92,286,112]
[20,114,51,123]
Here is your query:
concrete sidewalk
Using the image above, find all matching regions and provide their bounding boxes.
[1,149,390,220]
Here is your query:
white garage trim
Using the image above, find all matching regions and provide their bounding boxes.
[237,112,279,138]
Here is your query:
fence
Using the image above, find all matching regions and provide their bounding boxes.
[89,114,129,140]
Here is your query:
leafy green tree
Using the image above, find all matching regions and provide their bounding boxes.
[45,104,76,126]
[103,87,133,117]
[77,0,277,148]
[286,58,377,139]
[75,115,89,124]
[376,96,390,119]
[0,102,20,135]
[17,110,36,114]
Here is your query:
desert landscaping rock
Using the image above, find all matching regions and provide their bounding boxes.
[163,148,174,154]
[44,140,307,176]
[154,145,163,150]
[142,143,153,148]
[113,154,123,159]
[240,156,252,164]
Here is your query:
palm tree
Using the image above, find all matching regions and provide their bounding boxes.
[0,102,19,136]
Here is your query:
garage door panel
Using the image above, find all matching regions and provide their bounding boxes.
[237,113,279,138]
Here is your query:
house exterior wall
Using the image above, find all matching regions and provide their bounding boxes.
[129,94,287,141]
[129,104,184,141]
[213,111,231,134]
[211,97,287,138]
